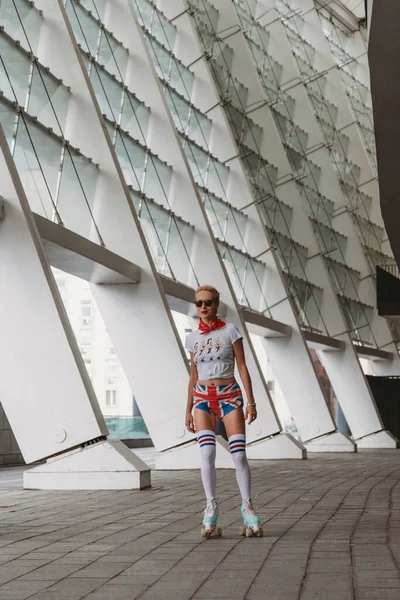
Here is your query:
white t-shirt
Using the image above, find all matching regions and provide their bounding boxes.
[185,323,243,380]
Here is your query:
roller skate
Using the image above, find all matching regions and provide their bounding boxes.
[201,498,222,538]
[240,498,263,537]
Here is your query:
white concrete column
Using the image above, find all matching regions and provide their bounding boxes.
[0,124,150,489]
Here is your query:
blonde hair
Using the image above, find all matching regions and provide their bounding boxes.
[195,285,220,303]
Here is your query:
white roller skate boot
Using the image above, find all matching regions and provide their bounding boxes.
[240,498,263,537]
[201,498,222,538]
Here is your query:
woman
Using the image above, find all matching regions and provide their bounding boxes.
[185,285,263,537]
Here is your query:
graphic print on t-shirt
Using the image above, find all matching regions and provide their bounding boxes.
[193,337,224,362]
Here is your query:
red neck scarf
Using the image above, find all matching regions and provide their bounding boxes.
[198,317,226,335]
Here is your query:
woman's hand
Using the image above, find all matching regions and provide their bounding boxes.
[233,340,257,426]
[245,404,257,425]
[185,411,196,433]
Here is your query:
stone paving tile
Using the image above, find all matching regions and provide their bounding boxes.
[193,576,255,599]
[0,563,42,585]
[84,584,148,599]
[17,565,83,581]
[356,592,400,599]
[306,559,353,573]
[0,451,399,599]
[300,587,354,600]
[0,580,57,594]
[69,562,132,579]
[29,577,109,599]
[355,575,400,587]
[0,592,37,600]
[0,557,54,569]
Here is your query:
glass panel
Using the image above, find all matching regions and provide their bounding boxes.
[188,0,219,30]
[65,0,100,57]
[313,221,348,263]
[260,196,292,237]
[165,88,190,134]
[144,154,172,202]
[151,5,177,49]
[137,197,197,286]
[184,140,209,187]
[143,31,194,99]
[339,297,374,345]
[169,58,194,99]
[287,275,324,333]
[140,199,172,276]
[225,206,247,251]
[304,285,323,332]
[0,0,42,53]
[56,148,99,238]
[301,185,334,228]
[98,30,128,81]
[13,116,60,217]
[0,35,31,105]
[146,36,171,81]
[120,91,150,144]
[243,259,268,313]
[220,243,249,307]
[134,0,155,31]
[203,190,228,239]
[225,104,244,142]
[27,63,70,134]
[188,105,212,149]
[0,100,17,145]
[80,0,107,21]
[242,116,262,154]
[194,14,217,54]
[203,189,247,250]
[166,217,194,284]
[89,65,123,122]
[219,243,270,314]
[114,131,146,190]
[207,156,229,198]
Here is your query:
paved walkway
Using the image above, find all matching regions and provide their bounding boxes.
[0,450,399,599]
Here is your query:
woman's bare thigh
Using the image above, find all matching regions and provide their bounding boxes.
[194,408,216,433]
[222,407,246,437]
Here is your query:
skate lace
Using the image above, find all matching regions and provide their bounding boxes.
[243,499,255,517]
[204,498,217,517]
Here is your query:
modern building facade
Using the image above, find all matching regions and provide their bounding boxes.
[0,0,397,490]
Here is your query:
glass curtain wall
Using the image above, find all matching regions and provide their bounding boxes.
[319,10,377,172]
[318,9,395,270]
[132,0,276,318]
[274,0,395,346]
[232,0,377,346]
[0,0,103,243]
[184,0,327,333]
[64,0,198,287]
[317,6,399,343]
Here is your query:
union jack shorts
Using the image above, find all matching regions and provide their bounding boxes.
[193,382,244,418]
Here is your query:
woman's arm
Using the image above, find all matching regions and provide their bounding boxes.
[185,354,198,433]
[233,339,257,424]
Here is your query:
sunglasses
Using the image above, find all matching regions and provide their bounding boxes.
[195,299,215,308]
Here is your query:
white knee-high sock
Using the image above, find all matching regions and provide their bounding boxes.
[229,433,251,499]
[197,430,216,499]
